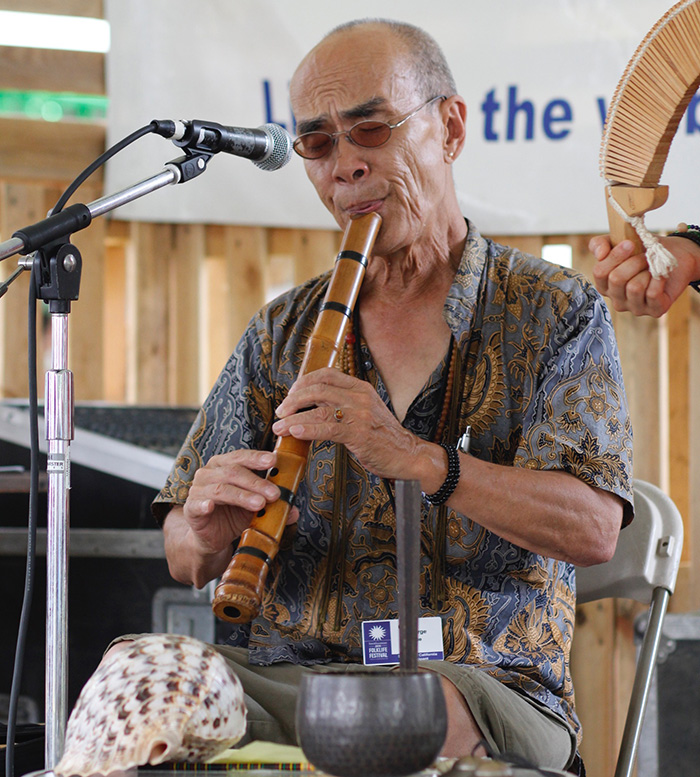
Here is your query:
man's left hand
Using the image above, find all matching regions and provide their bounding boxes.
[272,367,437,483]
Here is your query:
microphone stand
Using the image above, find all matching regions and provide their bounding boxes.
[0,150,211,770]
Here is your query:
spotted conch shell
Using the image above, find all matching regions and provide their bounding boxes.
[54,634,247,776]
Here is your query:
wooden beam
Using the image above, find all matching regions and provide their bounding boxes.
[224,224,267,352]
[167,223,204,406]
[103,234,126,401]
[0,1,103,17]
[489,234,544,258]
[0,117,105,183]
[0,47,105,94]
[292,228,339,286]
[572,600,617,776]
[666,290,691,564]
[0,182,44,399]
[125,222,169,404]
[612,312,663,484]
[69,185,105,401]
[689,292,700,612]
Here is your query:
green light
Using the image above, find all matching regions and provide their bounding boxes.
[0,90,108,122]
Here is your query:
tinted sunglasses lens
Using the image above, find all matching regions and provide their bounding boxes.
[349,121,391,147]
[294,133,333,159]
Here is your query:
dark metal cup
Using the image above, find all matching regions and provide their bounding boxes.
[296,670,447,777]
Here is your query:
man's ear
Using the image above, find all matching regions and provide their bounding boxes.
[442,95,467,163]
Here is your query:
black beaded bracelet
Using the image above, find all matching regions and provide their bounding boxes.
[667,225,700,293]
[668,224,700,249]
[425,443,460,506]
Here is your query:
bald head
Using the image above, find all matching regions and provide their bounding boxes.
[291,19,457,108]
[328,20,457,98]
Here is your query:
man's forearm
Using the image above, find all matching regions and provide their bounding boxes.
[420,444,625,566]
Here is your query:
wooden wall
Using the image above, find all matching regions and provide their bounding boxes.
[1,3,699,775]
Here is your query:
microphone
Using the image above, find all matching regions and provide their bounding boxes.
[152,119,293,171]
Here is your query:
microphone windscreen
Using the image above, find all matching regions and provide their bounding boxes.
[254,123,293,171]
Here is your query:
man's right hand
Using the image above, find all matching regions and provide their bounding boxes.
[162,449,298,587]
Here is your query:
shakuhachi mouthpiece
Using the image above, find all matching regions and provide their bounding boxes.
[54,633,247,776]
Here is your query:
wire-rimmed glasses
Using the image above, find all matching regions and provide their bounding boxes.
[292,95,447,160]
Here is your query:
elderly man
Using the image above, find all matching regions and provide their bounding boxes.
[155,18,633,774]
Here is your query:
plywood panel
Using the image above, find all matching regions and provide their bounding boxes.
[572,600,617,776]
[612,313,663,485]
[0,181,104,402]
[124,222,169,404]
[167,223,204,406]
[0,47,105,94]
[202,248,228,395]
[0,1,103,16]
[0,181,46,399]
[689,292,700,613]
[490,234,544,258]
[613,600,645,765]
[103,235,126,401]
[224,224,267,346]
[569,234,596,279]
[292,228,339,285]
[0,118,105,184]
[69,191,105,401]
[666,292,691,562]
[200,224,267,399]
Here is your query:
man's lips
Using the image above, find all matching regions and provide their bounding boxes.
[344,199,384,215]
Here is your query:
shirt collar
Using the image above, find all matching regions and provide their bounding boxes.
[443,219,489,343]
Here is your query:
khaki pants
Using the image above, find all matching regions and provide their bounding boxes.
[213,645,578,772]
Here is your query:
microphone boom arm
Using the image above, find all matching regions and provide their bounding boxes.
[1,153,210,263]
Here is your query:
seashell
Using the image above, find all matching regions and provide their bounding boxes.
[54,633,247,776]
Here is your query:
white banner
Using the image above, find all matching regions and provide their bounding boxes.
[104,0,699,234]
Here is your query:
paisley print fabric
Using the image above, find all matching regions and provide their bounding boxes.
[153,221,633,740]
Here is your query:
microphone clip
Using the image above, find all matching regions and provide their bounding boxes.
[165,150,213,183]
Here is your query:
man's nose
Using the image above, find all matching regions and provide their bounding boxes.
[332,136,369,182]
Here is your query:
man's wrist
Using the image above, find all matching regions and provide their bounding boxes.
[668,224,700,291]
[424,443,461,505]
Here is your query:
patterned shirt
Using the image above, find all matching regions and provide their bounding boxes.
[154,221,634,738]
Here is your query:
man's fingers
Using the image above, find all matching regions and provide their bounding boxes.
[188,450,282,513]
[207,449,276,471]
[588,235,613,260]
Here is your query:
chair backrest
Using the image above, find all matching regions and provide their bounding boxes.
[575,479,684,777]
[576,479,683,605]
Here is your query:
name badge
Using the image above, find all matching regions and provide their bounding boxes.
[361,617,444,665]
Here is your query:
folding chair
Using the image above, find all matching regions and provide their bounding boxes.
[575,479,684,777]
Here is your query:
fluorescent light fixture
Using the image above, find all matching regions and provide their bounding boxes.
[542,243,573,269]
[0,11,110,53]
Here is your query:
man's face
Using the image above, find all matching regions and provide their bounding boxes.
[290,27,452,257]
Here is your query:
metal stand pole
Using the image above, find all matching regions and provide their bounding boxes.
[44,311,73,767]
